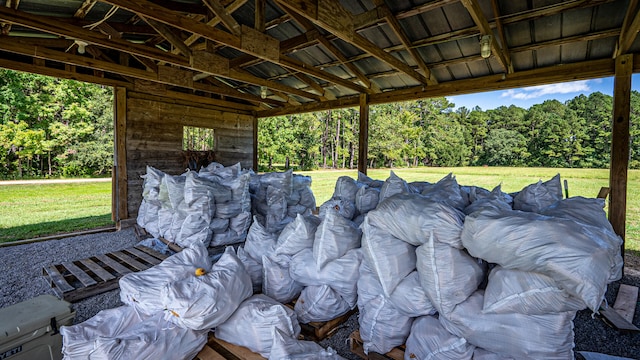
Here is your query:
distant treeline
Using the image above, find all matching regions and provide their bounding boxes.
[1,70,639,179]
[0,70,113,179]
[259,91,640,170]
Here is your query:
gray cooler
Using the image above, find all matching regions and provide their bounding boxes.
[0,295,75,360]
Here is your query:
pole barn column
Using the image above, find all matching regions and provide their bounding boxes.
[358,93,369,175]
[114,87,128,224]
[609,53,633,259]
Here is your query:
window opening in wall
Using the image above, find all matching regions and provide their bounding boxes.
[183,126,216,170]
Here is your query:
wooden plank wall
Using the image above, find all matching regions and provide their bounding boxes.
[123,90,255,218]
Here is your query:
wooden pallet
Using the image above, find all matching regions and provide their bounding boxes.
[348,330,405,360]
[599,284,640,332]
[194,333,265,360]
[284,301,357,341]
[42,245,168,302]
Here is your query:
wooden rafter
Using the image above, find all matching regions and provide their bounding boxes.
[275,0,428,85]
[180,0,247,52]
[373,0,437,84]
[490,0,513,73]
[0,6,320,101]
[1,0,19,35]
[74,0,97,19]
[255,0,266,32]
[143,16,192,57]
[614,0,640,58]
[460,0,512,73]
[202,0,242,36]
[316,36,379,92]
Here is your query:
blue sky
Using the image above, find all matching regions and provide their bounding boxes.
[446,74,640,111]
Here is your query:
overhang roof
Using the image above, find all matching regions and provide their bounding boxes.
[0,0,638,116]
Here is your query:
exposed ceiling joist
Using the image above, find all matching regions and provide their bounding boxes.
[0,6,320,101]
[74,0,97,19]
[143,17,192,58]
[373,0,437,84]
[460,0,512,73]
[275,0,429,85]
[615,0,640,58]
[1,0,19,35]
[202,0,242,36]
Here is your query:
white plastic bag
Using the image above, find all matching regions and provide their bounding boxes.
[276,214,321,255]
[355,186,380,214]
[378,171,410,203]
[388,271,437,318]
[483,266,586,315]
[215,294,301,358]
[162,247,253,330]
[361,216,416,297]
[119,245,211,315]
[294,285,351,323]
[513,174,563,213]
[318,199,356,220]
[237,245,263,292]
[416,233,485,315]
[60,306,207,360]
[420,173,468,210]
[262,253,303,303]
[439,291,576,360]
[269,328,344,360]
[313,208,361,270]
[245,216,278,264]
[332,176,361,203]
[404,315,475,360]
[359,294,413,355]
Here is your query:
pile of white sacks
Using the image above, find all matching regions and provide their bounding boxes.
[136,163,252,248]
[356,172,623,359]
[60,244,342,359]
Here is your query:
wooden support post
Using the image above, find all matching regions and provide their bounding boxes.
[114,87,128,224]
[609,54,632,260]
[255,0,265,32]
[252,116,258,171]
[358,93,369,175]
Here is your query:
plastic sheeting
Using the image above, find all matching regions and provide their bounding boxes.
[60,306,207,360]
[439,291,576,360]
[162,247,252,330]
[404,315,475,360]
[215,294,301,358]
[313,208,361,270]
[462,210,623,311]
[483,266,586,315]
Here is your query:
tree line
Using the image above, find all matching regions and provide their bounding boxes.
[259,92,640,170]
[0,70,113,179]
[1,69,639,179]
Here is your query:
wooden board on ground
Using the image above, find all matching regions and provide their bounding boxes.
[348,330,404,360]
[600,300,640,332]
[613,284,639,323]
[42,245,168,302]
[194,333,265,360]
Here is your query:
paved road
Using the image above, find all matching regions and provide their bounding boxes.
[0,178,111,185]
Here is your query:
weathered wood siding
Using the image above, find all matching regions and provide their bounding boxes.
[122,90,254,218]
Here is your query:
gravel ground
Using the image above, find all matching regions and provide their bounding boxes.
[1,229,639,359]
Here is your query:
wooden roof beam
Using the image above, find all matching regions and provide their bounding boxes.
[202,0,242,36]
[255,0,266,32]
[143,16,192,58]
[373,0,437,84]
[316,36,380,92]
[490,0,513,73]
[1,0,19,35]
[275,0,428,85]
[614,0,640,58]
[180,0,247,51]
[0,6,321,101]
[74,0,97,19]
[460,0,512,73]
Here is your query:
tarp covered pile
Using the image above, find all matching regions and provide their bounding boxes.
[136,163,252,248]
[356,172,623,359]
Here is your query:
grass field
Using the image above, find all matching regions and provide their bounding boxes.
[0,167,638,255]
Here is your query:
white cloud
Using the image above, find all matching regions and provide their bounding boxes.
[501,80,591,100]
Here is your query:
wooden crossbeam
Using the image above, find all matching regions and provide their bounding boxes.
[490,0,513,73]
[275,0,428,85]
[144,17,192,57]
[74,0,97,19]
[255,0,266,32]
[615,0,640,58]
[373,0,437,84]
[0,0,19,35]
[460,0,511,73]
[202,0,242,36]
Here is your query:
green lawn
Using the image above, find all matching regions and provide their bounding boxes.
[0,167,638,255]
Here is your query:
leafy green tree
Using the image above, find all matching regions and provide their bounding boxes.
[566,92,612,168]
[480,128,529,166]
